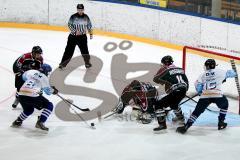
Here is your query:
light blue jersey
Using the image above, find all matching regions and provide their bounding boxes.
[19,70,53,97]
[195,68,236,98]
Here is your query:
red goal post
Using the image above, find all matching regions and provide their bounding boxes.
[182,46,240,114]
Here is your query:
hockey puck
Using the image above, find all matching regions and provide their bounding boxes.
[91,123,95,126]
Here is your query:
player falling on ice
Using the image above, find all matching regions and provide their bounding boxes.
[113,80,159,124]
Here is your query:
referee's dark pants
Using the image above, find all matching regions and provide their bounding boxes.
[60,34,90,67]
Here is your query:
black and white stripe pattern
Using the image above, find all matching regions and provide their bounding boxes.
[230,59,240,114]
[68,13,92,35]
[41,109,52,120]
[19,112,28,121]
[189,115,197,123]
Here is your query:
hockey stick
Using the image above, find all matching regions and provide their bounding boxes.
[103,107,142,120]
[57,94,95,129]
[185,95,220,113]
[230,60,240,115]
[179,94,199,105]
[56,94,90,112]
[103,111,117,119]
[69,106,95,129]
[186,94,219,113]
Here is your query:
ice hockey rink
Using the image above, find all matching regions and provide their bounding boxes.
[0,27,240,160]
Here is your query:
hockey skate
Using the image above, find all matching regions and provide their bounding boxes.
[35,119,49,131]
[176,122,192,134]
[12,104,17,109]
[58,64,66,70]
[218,121,227,130]
[176,125,187,134]
[172,115,185,125]
[154,109,167,133]
[153,123,167,132]
[12,97,19,109]
[85,63,92,69]
[11,118,22,128]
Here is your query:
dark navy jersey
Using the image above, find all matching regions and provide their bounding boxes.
[153,64,189,93]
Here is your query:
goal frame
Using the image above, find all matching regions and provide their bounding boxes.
[182,46,240,114]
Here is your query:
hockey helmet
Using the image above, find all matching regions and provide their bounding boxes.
[22,60,41,71]
[161,55,173,66]
[204,59,216,70]
[131,80,141,91]
[39,63,52,76]
[32,46,43,54]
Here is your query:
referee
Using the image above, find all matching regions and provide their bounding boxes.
[59,4,93,69]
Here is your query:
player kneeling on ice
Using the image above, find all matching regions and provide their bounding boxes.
[112,80,174,132]
[176,59,237,134]
[112,80,159,124]
[11,64,58,131]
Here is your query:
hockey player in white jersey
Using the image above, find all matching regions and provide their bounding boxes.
[11,63,58,131]
[177,59,237,134]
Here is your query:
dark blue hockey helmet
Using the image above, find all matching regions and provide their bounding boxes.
[39,63,52,76]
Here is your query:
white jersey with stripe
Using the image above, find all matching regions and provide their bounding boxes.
[19,70,52,97]
[195,68,227,98]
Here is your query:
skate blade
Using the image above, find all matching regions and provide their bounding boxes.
[35,128,49,133]
[90,126,96,130]
[10,125,21,128]
[153,129,167,134]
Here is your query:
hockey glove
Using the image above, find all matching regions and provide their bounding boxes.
[226,70,237,78]
[51,86,59,95]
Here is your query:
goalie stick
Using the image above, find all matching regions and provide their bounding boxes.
[230,60,240,115]
[56,93,90,112]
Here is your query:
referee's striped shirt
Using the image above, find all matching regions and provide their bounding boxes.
[68,13,92,35]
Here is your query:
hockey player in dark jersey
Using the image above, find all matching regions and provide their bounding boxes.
[153,55,189,131]
[113,80,159,124]
[12,46,43,108]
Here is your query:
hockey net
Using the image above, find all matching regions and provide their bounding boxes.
[183,46,240,114]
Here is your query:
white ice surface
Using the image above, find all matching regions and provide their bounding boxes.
[0,28,239,160]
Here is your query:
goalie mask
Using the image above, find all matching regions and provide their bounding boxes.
[131,80,142,91]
